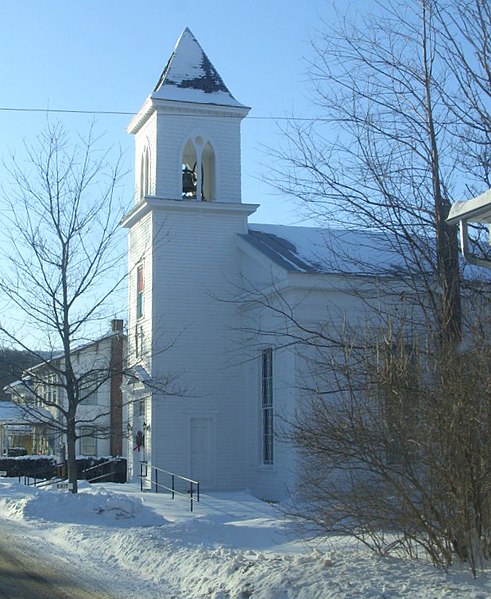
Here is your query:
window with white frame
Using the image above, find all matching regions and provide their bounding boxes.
[79,427,97,456]
[261,348,274,465]
[51,374,57,404]
[139,397,146,417]
[135,324,144,358]
[378,340,419,465]
[80,373,99,405]
[44,373,58,405]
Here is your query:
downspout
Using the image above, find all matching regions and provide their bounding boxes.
[459,220,491,268]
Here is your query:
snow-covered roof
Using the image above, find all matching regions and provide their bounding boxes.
[242,224,409,275]
[152,28,246,108]
[26,328,125,373]
[447,188,491,225]
[126,365,151,385]
[0,401,49,425]
[3,326,126,398]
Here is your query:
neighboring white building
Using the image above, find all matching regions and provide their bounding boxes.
[122,29,405,500]
[4,319,125,460]
[447,188,491,268]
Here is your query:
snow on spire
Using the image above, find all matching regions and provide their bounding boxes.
[152,28,246,108]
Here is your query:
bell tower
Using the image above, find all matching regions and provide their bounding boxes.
[122,29,258,489]
[128,27,250,204]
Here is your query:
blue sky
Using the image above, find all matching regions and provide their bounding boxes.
[0,0,337,225]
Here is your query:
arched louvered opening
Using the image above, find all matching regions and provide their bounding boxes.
[182,139,198,199]
[140,146,150,199]
[202,142,215,201]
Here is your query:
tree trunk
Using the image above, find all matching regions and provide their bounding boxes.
[438,205,462,343]
[66,415,78,494]
[421,0,462,344]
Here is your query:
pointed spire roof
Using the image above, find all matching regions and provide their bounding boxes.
[151,28,246,108]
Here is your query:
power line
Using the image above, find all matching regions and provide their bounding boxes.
[0,105,320,122]
[0,106,132,116]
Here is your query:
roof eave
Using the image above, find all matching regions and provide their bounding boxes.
[447,189,491,225]
[127,96,155,135]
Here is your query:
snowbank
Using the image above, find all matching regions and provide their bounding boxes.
[0,479,489,598]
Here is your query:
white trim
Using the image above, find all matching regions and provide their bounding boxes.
[128,97,250,135]
[121,197,258,229]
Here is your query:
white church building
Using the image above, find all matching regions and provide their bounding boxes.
[121,29,399,501]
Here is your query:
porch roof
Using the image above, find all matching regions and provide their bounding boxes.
[0,401,51,425]
[447,188,491,225]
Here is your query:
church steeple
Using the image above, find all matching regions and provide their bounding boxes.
[128,28,250,204]
[152,28,245,108]
[122,31,258,491]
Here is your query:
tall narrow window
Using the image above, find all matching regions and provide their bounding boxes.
[79,426,97,456]
[261,348,274,465]
[136,265,144,319]
[378,340,418,465]
[135,325,144,358]
[80,373,99,405]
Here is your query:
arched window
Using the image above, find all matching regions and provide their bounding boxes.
[182,140,198,199]
[181,137,215,201]
[202,142,215,201]
[140,147,150,200]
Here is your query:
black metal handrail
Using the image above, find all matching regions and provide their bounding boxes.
[82,457,121,483]
[139,461,200,512]
[34,476,67,488]
[20,464,65,486]
[85,470,116,483]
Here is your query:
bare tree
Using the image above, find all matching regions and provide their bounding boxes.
[237,275,491,573]
[437,0,491,191]
[284,313,491,574]
[0,122,127,492]
[269,0,491,343]
[254,0,491,572]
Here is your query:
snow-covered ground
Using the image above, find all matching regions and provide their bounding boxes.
[0,479,489,598]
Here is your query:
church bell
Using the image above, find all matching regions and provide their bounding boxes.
[182,163,197,196]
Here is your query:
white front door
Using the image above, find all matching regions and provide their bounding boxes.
[190,417,215,489]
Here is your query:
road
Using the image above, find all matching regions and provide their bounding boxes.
[0,520,115,599]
